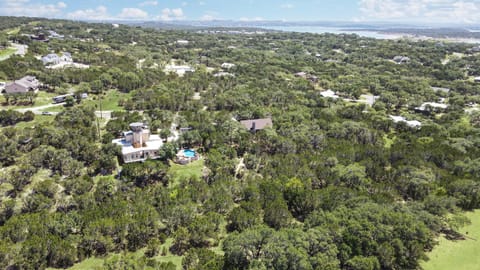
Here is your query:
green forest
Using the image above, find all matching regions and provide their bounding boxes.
[1,17,480,270]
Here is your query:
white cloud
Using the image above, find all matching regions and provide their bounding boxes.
[118,8,148,20]
[0,0,67,17]
[182,2,188,7]
[280,3,294,9]
[67,6,150,21]
[358,0,480,23]
[157,8,185,20]
[67,6,110,20]
[139,1,158,7]
[200,11,220,21]
[57,2,67,9]
[199,1,206,6]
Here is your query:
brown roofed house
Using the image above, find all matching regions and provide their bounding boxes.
[240,118,273,132]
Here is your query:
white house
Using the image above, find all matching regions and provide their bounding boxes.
[42,52,72,65]
[176,40,189,45]
[221,63,236,69]
[390,115,422,128]
[320,89,339,99]
[214,72,235,78]
[112,123,163,163]
[164,64,195,76]
[393,56,410,64]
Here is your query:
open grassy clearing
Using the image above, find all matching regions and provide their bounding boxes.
[0,91,57,109]
[5,27,20,35]
[82,90,128,111]
[422,210,480,270]
[168,158,205,187]
[0,47,16,61]
[14,115,53,129]
[48,238,183,270]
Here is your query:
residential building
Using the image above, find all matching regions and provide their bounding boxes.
[320,89,339,99]
[48,30,64,39]
[164,64,195,76]
[294,72,318,82]
[176,40,189,45]
[4,76,39,94]
[431,87,450,93]
[240,118,273,132]
[393,56,410,64]
[221,62,236,69]
[42,52,72,65]
[112,123,163,163]
[390,115,422,128]
[214,72,235,78]
[414,102,448,114]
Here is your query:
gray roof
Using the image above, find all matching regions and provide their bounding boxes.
[4,76,39,94]
[240,118,273,131]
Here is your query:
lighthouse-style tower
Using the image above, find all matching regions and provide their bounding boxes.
[128,122,150,148]
[112,122,163,163]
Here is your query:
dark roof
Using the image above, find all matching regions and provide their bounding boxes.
[240,118,273,131]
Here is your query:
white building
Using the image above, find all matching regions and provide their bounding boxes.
[42,52,72,65]
[214,72,235,78]
[112,123,163,163]
[390,115,422,128]
[164,64,195,76]
[415,102,448,112]
[320,89,339,99]
[176,40,189,45]
[221,62,236,69]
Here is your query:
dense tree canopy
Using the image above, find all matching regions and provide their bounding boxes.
[0,16,480,270]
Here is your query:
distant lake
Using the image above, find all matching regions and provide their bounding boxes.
[262,26,406,39]
[263,26,480,44]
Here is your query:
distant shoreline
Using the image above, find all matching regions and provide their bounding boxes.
[261,25,480,44]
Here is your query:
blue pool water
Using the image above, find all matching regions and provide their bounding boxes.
[183,149,196,158]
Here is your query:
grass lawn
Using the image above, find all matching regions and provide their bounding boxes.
[0,91,57,109]
[14,115,53,129]
[5,27,20,35]
[0,47,17,61]
[82,90,128,111]
[48,238,183,270]
[422,210,480,270]
[168,158,205,187]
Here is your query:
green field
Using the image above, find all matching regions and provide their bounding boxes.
[168,158,205,187]
[48,238,183,270]
[82,90,128,111]
[0,91,57,109]
[5,27,20,35]
[0,47,16,61]
[422,210,480,270]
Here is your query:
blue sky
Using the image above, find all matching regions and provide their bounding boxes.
[0,0,479,23]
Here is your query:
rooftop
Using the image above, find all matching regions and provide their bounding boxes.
[112,134,163,155]
[320,89,339,99]
[240,118,273,131]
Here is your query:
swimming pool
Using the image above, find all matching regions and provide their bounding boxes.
[183,149,196,158]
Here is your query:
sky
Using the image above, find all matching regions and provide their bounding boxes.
[0,0,480,24]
